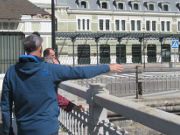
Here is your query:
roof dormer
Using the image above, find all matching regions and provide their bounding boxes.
[144,2,155,11]
[97,0,110,9]
[128,0,141,11]
[76,0,89,9]
[158,2,170,11]
[176,3,180,11]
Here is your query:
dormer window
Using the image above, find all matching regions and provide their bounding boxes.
[134,3,139,10]
[118,3,124,10]
[80,1,87,8]
[101,2,108,9]
[149,4,154,11]
[159,3,169,11]
[163,4,169,11]
[144,2,155,11]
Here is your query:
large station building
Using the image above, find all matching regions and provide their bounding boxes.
[30,0,180,65]
[1,0,179,65]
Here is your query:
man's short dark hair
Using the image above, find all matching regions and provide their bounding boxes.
[23,34,43,54]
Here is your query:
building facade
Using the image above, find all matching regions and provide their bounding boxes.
[0,0,52,49]
[31,0,180,65]
[0,0,53,73]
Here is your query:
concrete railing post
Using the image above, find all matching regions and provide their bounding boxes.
[136,65,143,99]
[87,83,109,135]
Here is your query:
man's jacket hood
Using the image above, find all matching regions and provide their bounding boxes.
[15,55,43,75]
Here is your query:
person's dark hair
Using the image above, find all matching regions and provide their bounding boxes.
[43,48,54,57]
[23,34,43,54]
[32,31,41,37]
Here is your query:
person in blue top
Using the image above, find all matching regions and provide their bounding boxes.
[1,34,123,135]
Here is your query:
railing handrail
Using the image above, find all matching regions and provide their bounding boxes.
[59,81,88,99]
[59,81,180,135]
[95,93,180,135]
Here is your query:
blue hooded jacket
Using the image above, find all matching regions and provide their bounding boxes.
[1,55,109,135]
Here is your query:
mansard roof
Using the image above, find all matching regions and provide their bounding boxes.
[0,0,49,20]
[56,0,180,13]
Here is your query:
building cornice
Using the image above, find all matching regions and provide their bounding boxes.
[67,9,180,17]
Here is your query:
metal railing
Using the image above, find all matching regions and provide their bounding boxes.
[72,69,180,98]
[58,81,180,135]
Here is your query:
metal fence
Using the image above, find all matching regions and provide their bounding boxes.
[72,71,180,97]
[0,32,25,73]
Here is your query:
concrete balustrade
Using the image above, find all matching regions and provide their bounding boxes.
[59,81,180,135]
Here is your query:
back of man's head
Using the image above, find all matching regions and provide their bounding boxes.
[23,34,43,54]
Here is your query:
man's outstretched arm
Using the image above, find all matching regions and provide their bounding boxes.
[51,64,123,82]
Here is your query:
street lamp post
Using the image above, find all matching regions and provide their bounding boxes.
[51,0,57,54]
[159,37,163,64]
[117,37,122,64]
[143,33,145,69]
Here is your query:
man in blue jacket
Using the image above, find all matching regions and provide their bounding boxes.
[1,34,123,135]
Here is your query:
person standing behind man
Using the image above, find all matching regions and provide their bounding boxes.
[1,34,123,135]
[43,48,81,112]
[43,48,60,64]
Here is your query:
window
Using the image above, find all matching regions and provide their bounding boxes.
[131,20,135,31]
[115,19,126,31]
[137,20,141,31]
[178,21,180,31]
[146,20,157,31]
[105,19,110,30]
[147,44,156,63]
[152,21,156,31]
[118,3,124,10]
[78,19,81,30]
[161,21,171,32]
[115,20,120,31]
[131,20,141,31]
[78,44,90,64]
[80,1,87,8]
[101,2,108,9]
[3,22,8,29]
[167,21,170,31]
[77,18,90,31]
[99,18,111,31]
[132,44,142,63]
[162,44,171,62]
[122,20,125,31]
[0,22,18,30]
[100,44,110,64]
[116,44,126,63]
[146,21,150,31]
[82,19,85,30]
[163,4,169,11]
[134,3,139,10]
[161,21,165,31]
[99,19,103,30]
[149,4,154,11]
